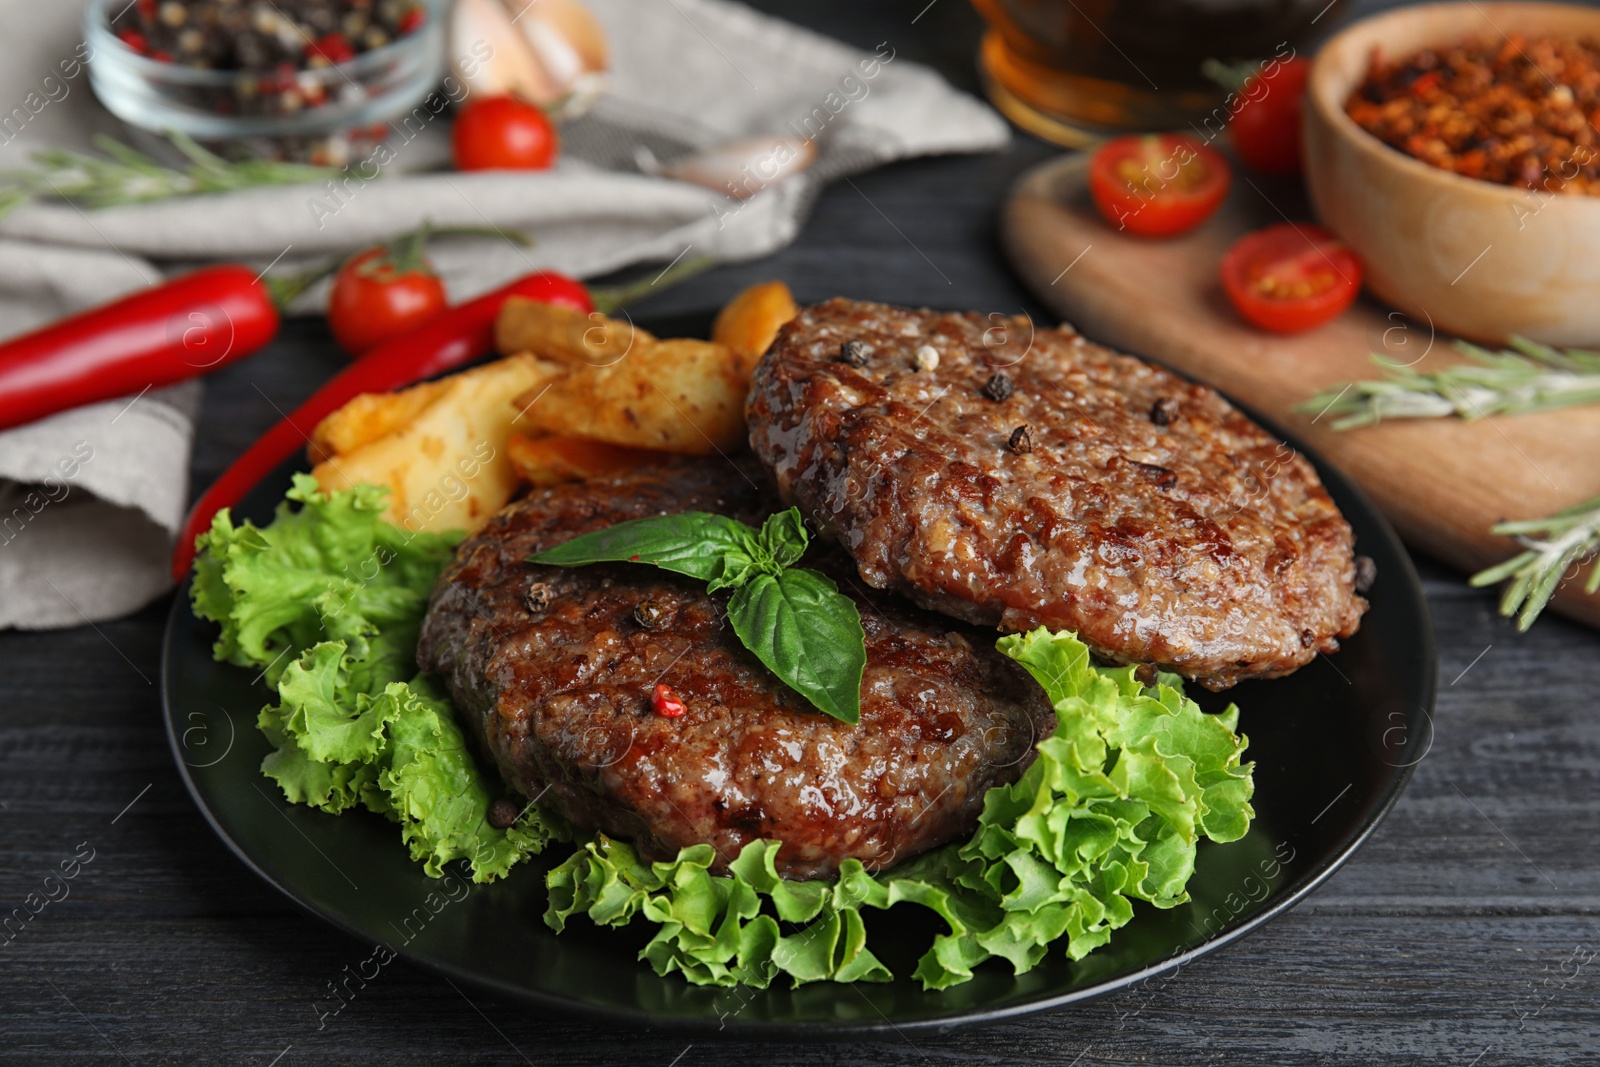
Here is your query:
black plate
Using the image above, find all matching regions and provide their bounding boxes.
[161,311,1436,1037]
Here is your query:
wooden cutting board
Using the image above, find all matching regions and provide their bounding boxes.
[1001,153,1600,631]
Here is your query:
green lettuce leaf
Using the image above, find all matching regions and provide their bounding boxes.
[192,473,458,687]
[193,476,1254,978]
[546,836,891,988]
[192,475,564,882]
[544,627,1255,990]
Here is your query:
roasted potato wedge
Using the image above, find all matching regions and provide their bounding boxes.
[495,298,652,367]
[506,431,667,487]
[307,381,451,464]
[711,280,798,369]
[510,336,748,453]
[311,354,560,533]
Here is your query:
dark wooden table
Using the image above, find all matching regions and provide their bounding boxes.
[5,2,1599,1063]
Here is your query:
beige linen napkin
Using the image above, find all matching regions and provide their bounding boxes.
[0,0,1008,630]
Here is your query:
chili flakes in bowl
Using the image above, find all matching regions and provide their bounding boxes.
[1346,33,1600,193]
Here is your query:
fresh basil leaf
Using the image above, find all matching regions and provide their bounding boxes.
[706,552,762,594]
[757,507,809,571]
[529,512,760,588]
[727,569,865,725]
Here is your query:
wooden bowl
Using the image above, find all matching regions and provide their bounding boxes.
[1303,2,1600,346]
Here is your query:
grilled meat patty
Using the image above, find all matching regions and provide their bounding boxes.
[746,299,1368,689]
[416,457,1055,880]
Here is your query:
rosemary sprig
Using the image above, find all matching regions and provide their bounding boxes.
[1301,337,1600,430]
[590,254,714,316]
[1200,57,1265,93]
[0,131,334,219]
[1470,496,1600,631]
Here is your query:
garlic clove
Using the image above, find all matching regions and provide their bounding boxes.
[450,0,561,102]
[450,0,609,117]
[661,136,818,200]
[502,0,609,118]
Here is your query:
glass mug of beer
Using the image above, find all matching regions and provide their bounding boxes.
[972,0,1326,145]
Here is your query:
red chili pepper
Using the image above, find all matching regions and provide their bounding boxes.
[0,265,278,434]
[117,28,149,54]
[171,270,594,579]
[397,7,426,34]
[652,683,686,718]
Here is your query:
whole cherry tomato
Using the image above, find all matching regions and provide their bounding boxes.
[1230,56,1311,176]
[452,95,560,171]
[1088,133,1232,238]
[327,237,448,356]
[1220,223,1363,333]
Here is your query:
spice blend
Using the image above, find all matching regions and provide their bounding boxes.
[1346,33,1600,193]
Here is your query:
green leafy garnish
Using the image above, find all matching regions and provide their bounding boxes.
[191,474,565,882]
[546,627,1255,989]
[529,508,867,724]
[0,131,335,220]
[1469,493,1600,631]
[1300,336,1600,430]
[547,837,893,987]
[194,479,1256,985]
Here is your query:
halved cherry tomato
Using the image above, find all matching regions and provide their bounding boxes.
[1220,223,1363,334]
[1230,56,1311,176]
[452,95,559,171]
[327,238,448,356]
[1088,133,1232,238]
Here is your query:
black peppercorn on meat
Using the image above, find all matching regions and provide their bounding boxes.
[746,299,1368,689]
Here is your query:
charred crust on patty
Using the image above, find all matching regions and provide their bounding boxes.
[1132,459,1178,490]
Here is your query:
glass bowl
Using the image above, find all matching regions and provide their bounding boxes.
[84,0,446,164]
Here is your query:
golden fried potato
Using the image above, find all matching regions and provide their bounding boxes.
[506,431,668,487]
[511,336,748,453]
[494,298,653,367]
[311,354,560,534]
[307,381,450,464]
[711,280,798,370]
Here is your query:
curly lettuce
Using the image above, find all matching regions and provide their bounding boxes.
[192,476,1254,980]
[191,475,564,882]
[546,626,1255,990]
